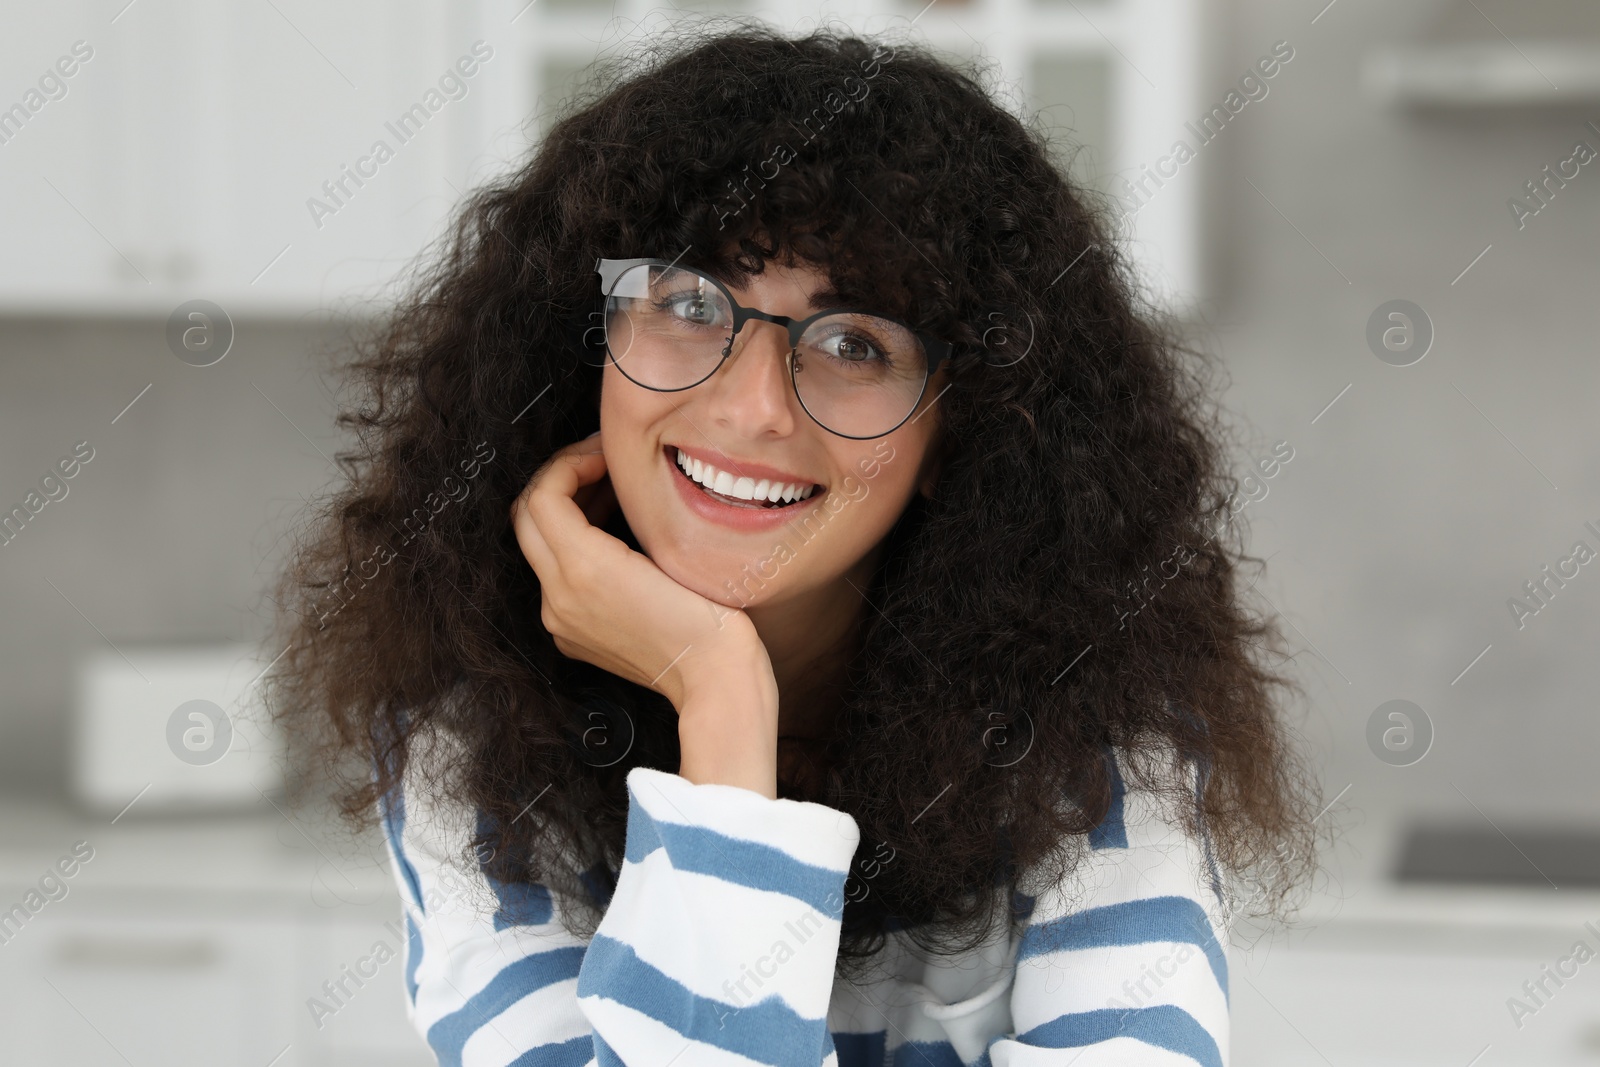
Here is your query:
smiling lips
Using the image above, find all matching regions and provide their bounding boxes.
[666,444,820,507]
[663,443,828,530]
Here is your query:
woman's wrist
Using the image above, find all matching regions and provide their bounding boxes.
[674,642,780,799]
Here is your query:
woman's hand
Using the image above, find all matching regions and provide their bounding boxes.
[509,430,780,797]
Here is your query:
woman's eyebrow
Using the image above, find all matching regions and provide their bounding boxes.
[806,289,844,311]
[703,263,844,312]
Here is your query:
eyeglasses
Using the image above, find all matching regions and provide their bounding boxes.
[594,257,951,440]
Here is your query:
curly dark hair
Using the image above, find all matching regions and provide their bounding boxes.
[266,19,1327,980]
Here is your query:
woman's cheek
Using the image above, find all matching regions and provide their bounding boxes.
[838,473,869,505]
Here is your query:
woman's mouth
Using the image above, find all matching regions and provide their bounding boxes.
[666,445,821,509]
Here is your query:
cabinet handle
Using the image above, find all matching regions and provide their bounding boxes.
[53,935,220,969]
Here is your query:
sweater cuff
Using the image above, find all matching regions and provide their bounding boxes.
[622,766,861,913]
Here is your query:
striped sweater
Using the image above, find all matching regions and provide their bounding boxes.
[378,736,1232,1067]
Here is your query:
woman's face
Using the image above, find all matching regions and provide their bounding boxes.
[599,255,948,610]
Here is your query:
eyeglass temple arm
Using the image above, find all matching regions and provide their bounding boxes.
[595,257,666,295]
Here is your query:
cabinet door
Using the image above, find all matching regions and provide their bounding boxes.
[0,0,494,313]
[0,911,298,1066]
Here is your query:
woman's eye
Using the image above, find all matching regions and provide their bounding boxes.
[663,294,719,325]
[824,332,885,363]
[675,297,714,323]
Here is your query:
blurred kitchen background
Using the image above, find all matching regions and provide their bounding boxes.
[3,0,1599,1063]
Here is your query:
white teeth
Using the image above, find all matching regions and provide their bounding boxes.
[674,447,815,505]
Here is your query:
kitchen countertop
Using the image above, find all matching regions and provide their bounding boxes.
[0,797,399,913]
[4,793,1595,937]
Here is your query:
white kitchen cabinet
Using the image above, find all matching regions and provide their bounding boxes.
[0,0,505,316]
[0,0,1202,315]
[0,905,434,1066]
[0,804,433,1066]
[0,909,299,1066]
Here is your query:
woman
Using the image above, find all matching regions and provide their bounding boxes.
[268,23,1322,1067]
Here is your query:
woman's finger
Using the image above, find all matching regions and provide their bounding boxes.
[510,449,583,581]
[510,436,609,579]
[510,480,558,583]
[522,447,611,559]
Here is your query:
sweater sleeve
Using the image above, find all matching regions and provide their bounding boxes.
[984,749,1232,1067]
[379,754,861,1067]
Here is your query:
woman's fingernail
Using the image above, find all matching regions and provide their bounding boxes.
[584,429,601,439]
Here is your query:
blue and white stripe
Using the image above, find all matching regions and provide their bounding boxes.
[380,740,1230,1066]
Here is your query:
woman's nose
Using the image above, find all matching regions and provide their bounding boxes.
[704,320,798,434]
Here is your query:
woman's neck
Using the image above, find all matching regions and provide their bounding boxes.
[743,544,880,742]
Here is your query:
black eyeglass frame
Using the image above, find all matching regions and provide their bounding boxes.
[594,256,953,440]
